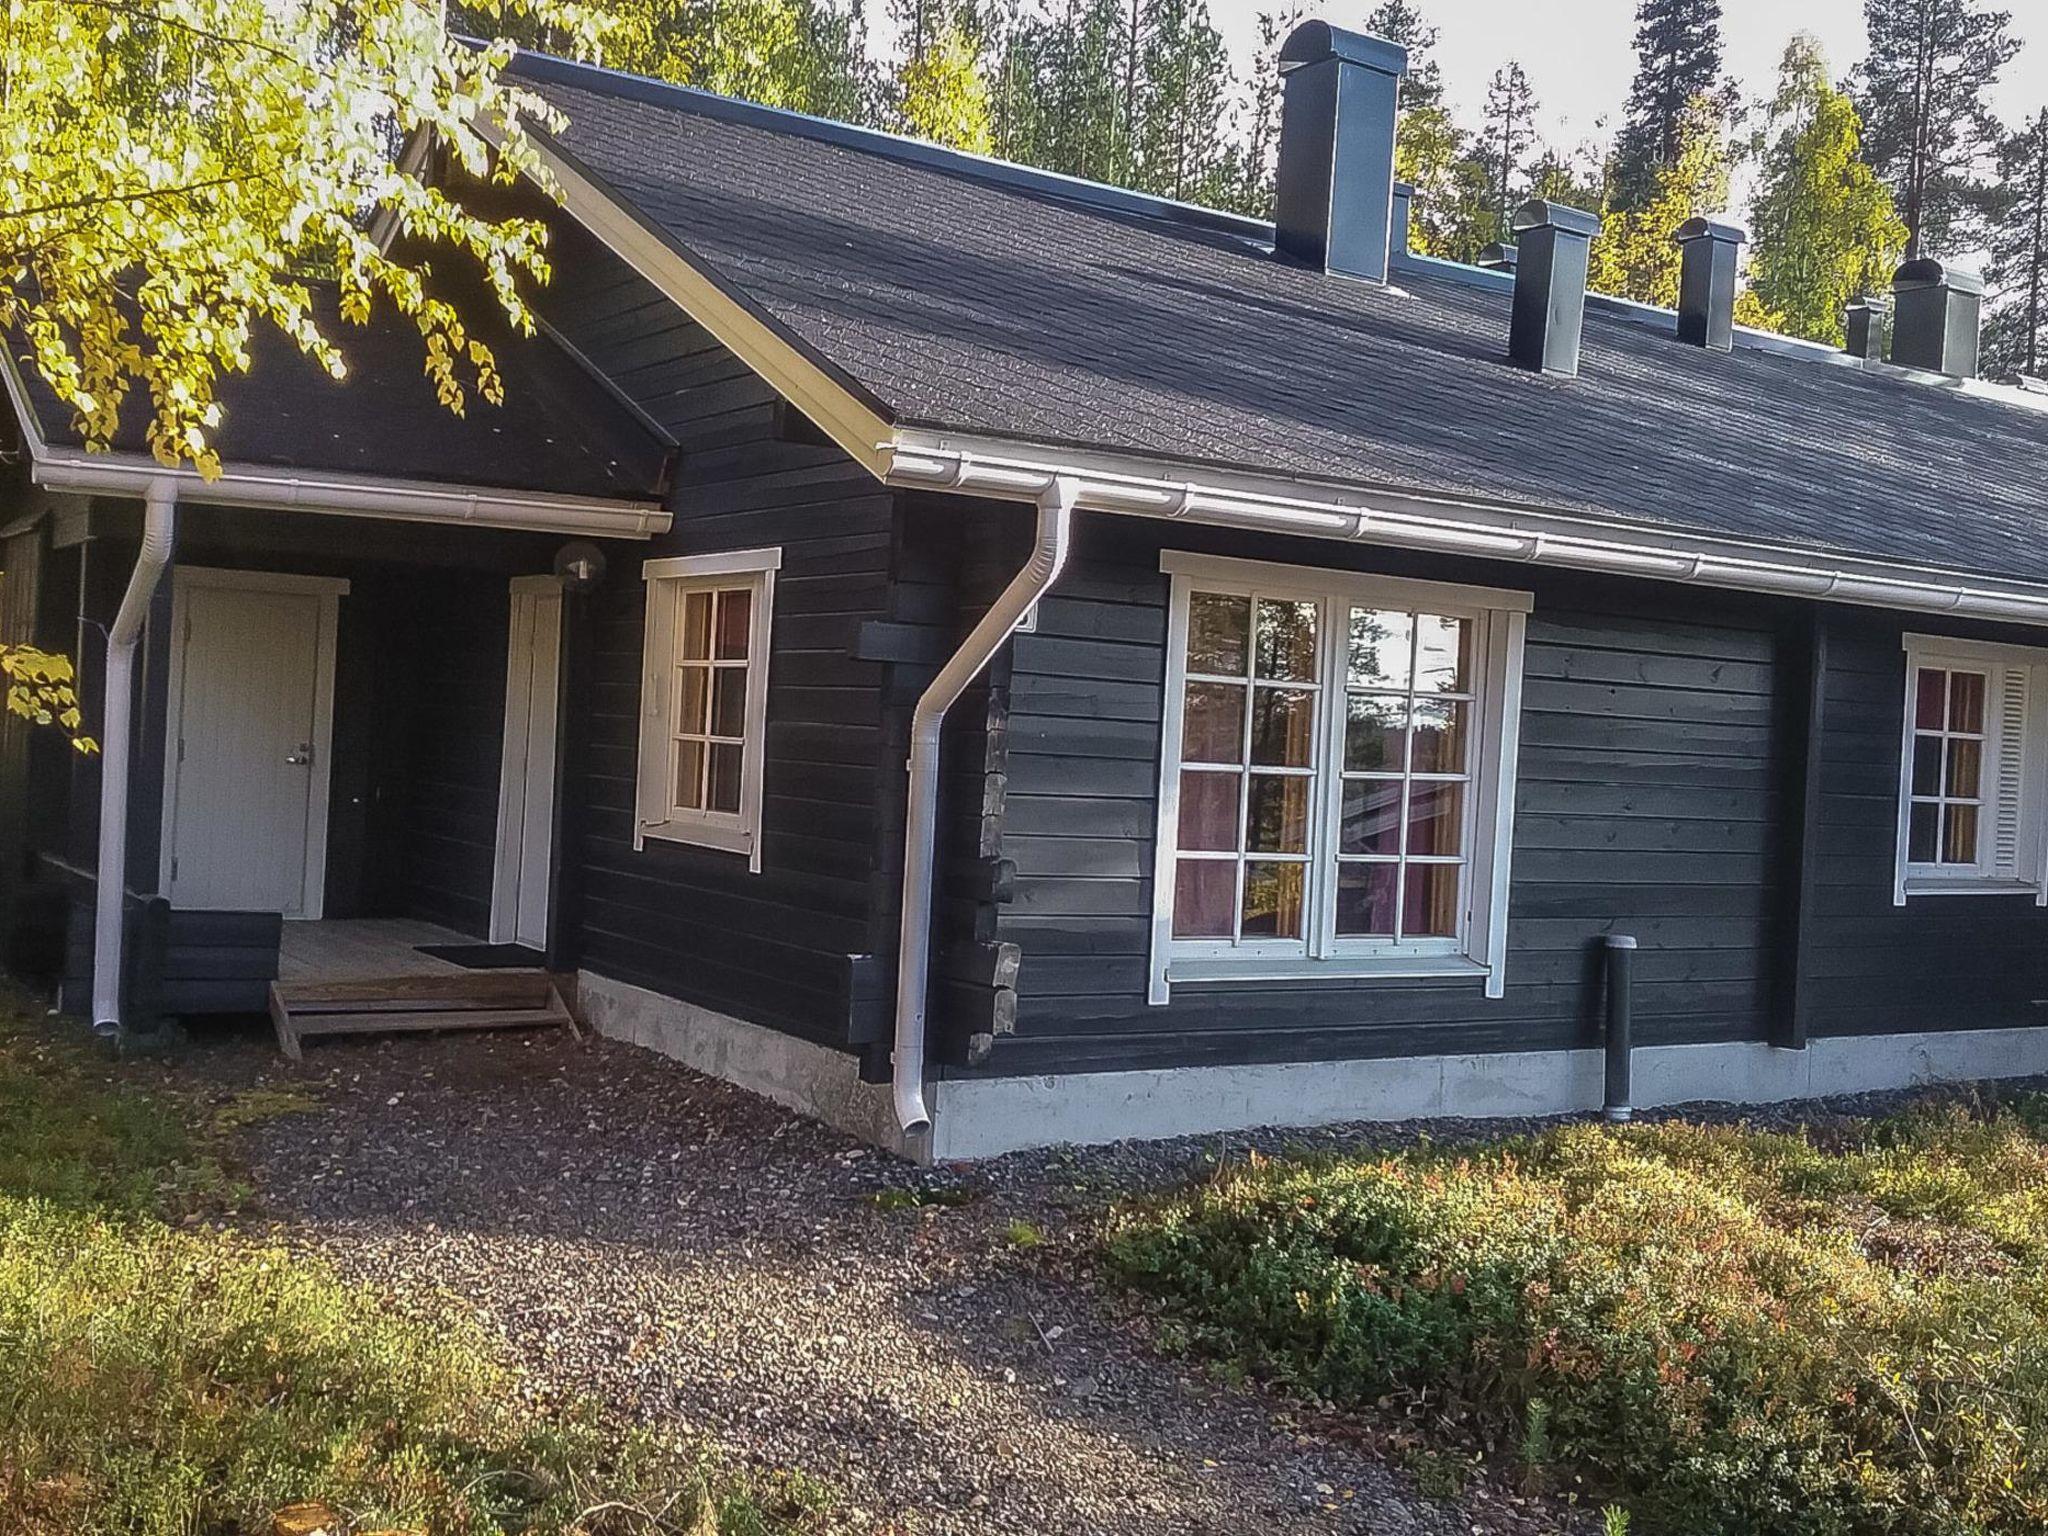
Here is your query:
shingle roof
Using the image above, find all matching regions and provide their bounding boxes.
[14,282,672,503]
[509,50,2048,587]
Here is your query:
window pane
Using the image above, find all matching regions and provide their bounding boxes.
[1946,737,1982,800]
[672,739,705,811]
[1187,592,1250,676]
[1250,687,1316,767]
[1949,671,1986,733]
[1347,608,1412,688]
[1247,774,1312,854]
[1334,862,1398,936]
[1414,615,1470,694]
[1173,860,1236,938]
[1344,693,1407,772]
[710,666,748,738]
[1908,801,1939,863]
[1411,699,1469,774]
[1407,782,1465,856]
[1255,599,1319,682]
[1339,780,1404,855]
[708,742,743,813]
[1403,863,1461,937]
[1241,862,1306,939]
[1915,668,1947,729]
[1942,803,1978,865]
[680,590,714,661]
[1911,735,1942,796]
[1182,682,1246,763]
[715,587,752,661]
[676,665,709,736]
[1177,772,1240,852]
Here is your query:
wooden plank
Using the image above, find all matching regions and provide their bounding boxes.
[293,1006,572,1037]
[275,971,551,1006]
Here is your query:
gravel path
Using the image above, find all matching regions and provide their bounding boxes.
[171,1025,1584,1536]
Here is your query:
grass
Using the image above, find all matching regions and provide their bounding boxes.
[0,997,819,1535]
[1105,1100,2048,1536]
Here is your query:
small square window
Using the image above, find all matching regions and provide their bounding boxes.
[636,548,780,870]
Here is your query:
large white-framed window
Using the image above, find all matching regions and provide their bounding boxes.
[635,547,781,871]
[1148,552,1530,1004]
[1894,633,2048,904]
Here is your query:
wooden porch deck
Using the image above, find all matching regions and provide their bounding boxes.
[270,920,573,1059]
[277,918,484,984]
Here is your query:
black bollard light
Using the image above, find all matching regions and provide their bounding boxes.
[1603,934,1637,1124]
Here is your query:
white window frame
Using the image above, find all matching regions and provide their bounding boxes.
[1894,632,2048,904]
[635,547,781,871]
[1148,551,1530,1005]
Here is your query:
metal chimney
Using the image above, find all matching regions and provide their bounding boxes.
[1273,22,1409,284]
[1890,259,1984,378]
[1844,298,1888,361]
[1508,200,1602,377]
[1674,218,1745,351]
[1477,242,1518,272]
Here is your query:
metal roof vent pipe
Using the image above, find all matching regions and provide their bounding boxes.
[1390,180,1414,259]
[1844,297,1889,361]
[1477,242,1518,272]
[1508,199,1602,377]
[1273,22,1409,283]
[1674,217,1745,351]
[1891,259,1985,378]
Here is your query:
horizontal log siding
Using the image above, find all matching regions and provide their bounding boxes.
[537,220,895,1047]
[1800,609,2048,1037]
[964,513,1802,1078]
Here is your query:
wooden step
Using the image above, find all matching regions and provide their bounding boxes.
[268,971,578,1059]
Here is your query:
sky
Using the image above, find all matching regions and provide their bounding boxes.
[1202,0,2045,152]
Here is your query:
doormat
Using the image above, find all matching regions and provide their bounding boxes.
[415,943,545,970]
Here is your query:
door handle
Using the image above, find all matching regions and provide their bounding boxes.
[285,742,314,766]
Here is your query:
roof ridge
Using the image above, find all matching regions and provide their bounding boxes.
[503,46,1274,245]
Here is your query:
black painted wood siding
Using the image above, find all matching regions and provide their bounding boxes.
[535,220,898,1046]
[1799,610,2048,1037]
[957,512,1804,1077]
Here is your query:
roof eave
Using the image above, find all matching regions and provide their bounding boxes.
[885,427,2048,628]
[1,353,670,539]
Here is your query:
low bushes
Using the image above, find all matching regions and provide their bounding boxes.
[1106,1106,2048,1535]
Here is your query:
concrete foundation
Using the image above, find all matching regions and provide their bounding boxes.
[575,968,2048,1164]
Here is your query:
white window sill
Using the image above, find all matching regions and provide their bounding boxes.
[1165,955,1492,986]
[635,819,759,870]
[1899,876,2043,899]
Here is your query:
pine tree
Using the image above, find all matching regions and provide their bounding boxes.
[1612,0,1730,206]
[1856,0,2020,258]
[1481,62,1539,239]
[1132,0,1236,201]
[1364,0,1443,111]
[1986,110,2048,378]
[1743,35,1906,344]
[1223,6,1303,216]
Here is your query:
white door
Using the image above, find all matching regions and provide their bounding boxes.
[163,572,342,916]
[489,577,562,948]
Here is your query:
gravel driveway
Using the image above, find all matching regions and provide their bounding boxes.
[181,1026,1580,1536]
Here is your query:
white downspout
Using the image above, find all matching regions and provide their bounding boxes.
[891,476,1078,1135]
[91,479,178,1034]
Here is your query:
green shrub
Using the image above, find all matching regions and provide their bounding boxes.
[1106,1107,2048,1536]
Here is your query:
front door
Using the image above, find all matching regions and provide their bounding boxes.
[489,576,562,948]
[163,570,343,916]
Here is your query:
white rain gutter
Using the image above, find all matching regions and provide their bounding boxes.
[91,479,177,1033]
[891,475,1078,1134]
[884,439,2048,627]
[28,452,669,539]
